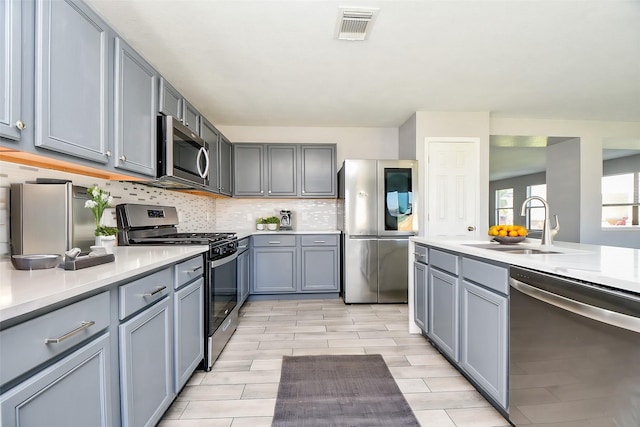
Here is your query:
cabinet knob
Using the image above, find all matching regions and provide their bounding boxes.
[106,150,112,157]
[119,155,127,161]
[268,190,272,194]
[15,120,26,130]
[467,226,476,231]
[302,190,305,194]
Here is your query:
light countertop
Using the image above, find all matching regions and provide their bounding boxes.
[0,246,208,324]
[411,237,640,295]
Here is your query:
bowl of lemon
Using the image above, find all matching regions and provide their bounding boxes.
[488,225,527,244]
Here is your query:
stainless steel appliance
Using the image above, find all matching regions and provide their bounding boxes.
[10,182,95,255]
[509,267,640,426]
[338,160,418,303]
[156,115,210,189]
[280,210,292,231]
[116,203,238,370]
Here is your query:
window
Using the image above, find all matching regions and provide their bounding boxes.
[525,184,547,230]
[602,172,639,227]
[495,188,513,225]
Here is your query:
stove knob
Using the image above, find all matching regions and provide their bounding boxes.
[213,247,221,255]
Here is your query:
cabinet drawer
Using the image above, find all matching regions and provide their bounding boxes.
[300,234,338,246]
[462,257,509,294]
[414,244,428,264]
[175,255,204,289]
[430,248,459,275]
[252,234,296,247]
[0,291,110,386]
[119,268,172,320]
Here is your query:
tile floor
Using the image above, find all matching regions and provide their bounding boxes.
[159,299,511,427]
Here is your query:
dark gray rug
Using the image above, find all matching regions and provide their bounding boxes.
[272,354,421,427]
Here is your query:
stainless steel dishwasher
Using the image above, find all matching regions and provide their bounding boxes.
[509,266,640,426]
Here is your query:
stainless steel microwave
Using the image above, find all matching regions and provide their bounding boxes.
[157,115,210,189]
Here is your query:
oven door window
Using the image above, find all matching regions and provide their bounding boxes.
[210,258,238,332]
[172,126,209,185]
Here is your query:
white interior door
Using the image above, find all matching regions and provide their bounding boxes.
[426,140,479,239]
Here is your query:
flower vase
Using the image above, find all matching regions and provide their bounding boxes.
[95,235,116,254]
[267,224,278,231]
[256,224,265,231]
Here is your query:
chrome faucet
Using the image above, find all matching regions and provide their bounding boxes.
[520,196,560,246]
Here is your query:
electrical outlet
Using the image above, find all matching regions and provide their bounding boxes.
[247,214,252,221]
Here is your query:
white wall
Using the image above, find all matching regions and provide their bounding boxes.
[217,125,399,166]
[399,113,417,159]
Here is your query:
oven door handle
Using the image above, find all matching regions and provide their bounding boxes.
[510,278,640,333]
[209,251,239,268]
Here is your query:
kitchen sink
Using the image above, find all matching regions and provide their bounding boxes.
[462,243,562,254]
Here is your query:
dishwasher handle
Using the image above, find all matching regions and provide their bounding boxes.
[510,278,640,333]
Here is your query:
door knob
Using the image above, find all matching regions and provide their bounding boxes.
[467,226,476,231]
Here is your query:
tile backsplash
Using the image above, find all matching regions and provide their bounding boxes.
[0,161,339,256]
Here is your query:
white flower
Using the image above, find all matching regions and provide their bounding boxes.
[100,193,109,202]
[107,196,114,204]
[91,187,100,197]
[84,200,97,209]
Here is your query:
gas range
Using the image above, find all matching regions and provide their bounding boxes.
[116,204,237,260]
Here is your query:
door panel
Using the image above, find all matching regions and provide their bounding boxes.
[378,160,418,236]
[344,160,377,236]
[427,141,478,238]
[343,237,378,303]
[378,239,409,303]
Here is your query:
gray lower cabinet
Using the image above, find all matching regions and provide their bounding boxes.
[300,235,339,292]
[460,279,508,409]
[34,0,111,164]
[0,0,23,141]
[119,268,174,427]
[459,257,509,409]
[174,278,204,393]
[114,37,157,177]
[237,239,250,305]
[0,333,112,427]
[413,261,427,331]
[300,145,336,197]
[253,247,297,293]
[119,297,173,427]
[428,265,459,362]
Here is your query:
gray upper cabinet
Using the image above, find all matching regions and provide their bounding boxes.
[0,0,23,141]
[34,0,111,164]
[158,78,182,119]
[218,135,233,196]
[300,145,336,197]
[233,143,336,198]
[113,37,157,177]
[267,144,297,197]
[234,144,265,196]
[182,100,199,134]
[201,118,220,193]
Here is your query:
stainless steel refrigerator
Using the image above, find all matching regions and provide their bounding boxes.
[338,160,418,303]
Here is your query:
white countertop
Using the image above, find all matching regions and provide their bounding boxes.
[411,237,640,295]
[0,246,208,324]
[236,230,340,239]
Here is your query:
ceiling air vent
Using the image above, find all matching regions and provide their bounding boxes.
[336,7,378,41]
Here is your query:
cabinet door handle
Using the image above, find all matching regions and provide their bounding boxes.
[106,150,112,157]
[268,241,281,244]
[183,266,202,275]
[144,285,167,297]
[119,155,126,161]
[45,321,96,344]
[313,240,326,243]
[15,120,26,130]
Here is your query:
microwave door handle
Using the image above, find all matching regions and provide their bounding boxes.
[196,147,210,179]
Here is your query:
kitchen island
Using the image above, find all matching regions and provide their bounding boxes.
[408,237,640,425]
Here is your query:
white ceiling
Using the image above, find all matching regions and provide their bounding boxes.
[84,0,640,128]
